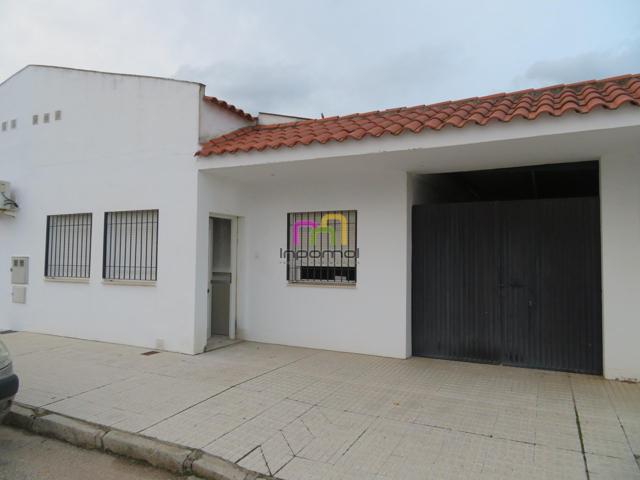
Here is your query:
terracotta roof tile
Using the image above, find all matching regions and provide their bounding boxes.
[197,74,640,156]
[203,96,255,121]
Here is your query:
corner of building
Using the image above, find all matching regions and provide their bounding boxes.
[600,151,640,382]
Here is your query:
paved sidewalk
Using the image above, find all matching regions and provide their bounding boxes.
[3,331,640,479]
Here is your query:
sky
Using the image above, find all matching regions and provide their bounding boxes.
[1,0,639,118]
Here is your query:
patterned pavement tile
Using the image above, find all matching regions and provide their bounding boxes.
[3,332,640,480]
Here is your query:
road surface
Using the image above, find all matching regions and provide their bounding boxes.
[0,425,189,480]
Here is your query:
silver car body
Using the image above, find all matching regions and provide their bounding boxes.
[0,338,18,421]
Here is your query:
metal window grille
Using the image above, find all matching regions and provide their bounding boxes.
[286,210,357,284]
[103,210,158,281]
[45,213,92,278]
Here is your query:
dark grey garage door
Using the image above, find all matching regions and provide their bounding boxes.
[412,197,602,374]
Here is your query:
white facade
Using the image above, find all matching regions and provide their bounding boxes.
[0,66,249,354]
[194,169,417,357]
[2,65,640,381]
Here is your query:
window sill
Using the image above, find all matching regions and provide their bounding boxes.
[102,279,156,287]
[45,277,90,284]
[287,282,356,289]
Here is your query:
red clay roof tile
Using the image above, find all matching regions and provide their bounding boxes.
[197,74,640,156]
[203,96,255,121]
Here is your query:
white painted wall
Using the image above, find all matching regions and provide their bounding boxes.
[199,99,253,143]
[195,169,413,358]
[257,112,309,125]
[600,152,640,381]
[0,66,208,353]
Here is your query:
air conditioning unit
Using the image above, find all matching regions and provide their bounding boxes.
[0,181,18,216]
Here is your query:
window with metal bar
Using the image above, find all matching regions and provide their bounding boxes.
[286,210,357,284]
[103,210,158,281]
[45,213,92,278]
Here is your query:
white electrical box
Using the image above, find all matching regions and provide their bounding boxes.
[12,286,26,304]
[11,256,29,284]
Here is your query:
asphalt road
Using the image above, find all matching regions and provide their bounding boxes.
[0,425,190,480]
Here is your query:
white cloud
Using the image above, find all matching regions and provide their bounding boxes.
[519,38,640,86]
[1,0,639,117]
[175,44,460,117]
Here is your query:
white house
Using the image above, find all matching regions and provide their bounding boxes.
[1,65,639,382]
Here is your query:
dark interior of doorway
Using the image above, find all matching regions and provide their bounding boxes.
[424,160,599,203]
[210,217,231,337]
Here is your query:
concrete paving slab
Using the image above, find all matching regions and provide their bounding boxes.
[3,331,640,479]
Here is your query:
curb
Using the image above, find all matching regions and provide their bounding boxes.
[3,403,273,480]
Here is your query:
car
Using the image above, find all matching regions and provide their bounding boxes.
[0,338,19,421]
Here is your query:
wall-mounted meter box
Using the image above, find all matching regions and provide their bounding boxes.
[11,256,29,284]
[12,285,26,304]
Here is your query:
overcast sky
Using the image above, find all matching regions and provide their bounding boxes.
[1,0,639,118]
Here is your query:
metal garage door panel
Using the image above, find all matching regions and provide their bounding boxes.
[500,198,602,374]
[499,200,539,368]
[412,197,602,374]
[412,202,501,363]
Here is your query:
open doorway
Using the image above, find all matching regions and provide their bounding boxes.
[207,215,240,351]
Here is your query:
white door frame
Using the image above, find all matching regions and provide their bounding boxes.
[207,213,238,340]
